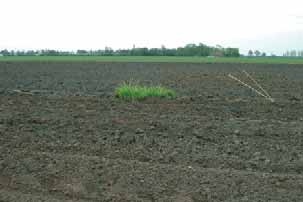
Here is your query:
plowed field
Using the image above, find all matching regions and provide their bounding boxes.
[1,62,303,201]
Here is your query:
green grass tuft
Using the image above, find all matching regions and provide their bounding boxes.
[115,82,176,100]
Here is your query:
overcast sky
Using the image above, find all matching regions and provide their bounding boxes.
[0,0,302,55]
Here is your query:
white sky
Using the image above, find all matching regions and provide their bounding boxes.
[0,0,302,55]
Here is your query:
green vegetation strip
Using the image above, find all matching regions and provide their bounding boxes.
[1,56,303,64]
[115,83,175,100]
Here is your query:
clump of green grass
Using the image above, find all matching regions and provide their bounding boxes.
[115,82,176,100]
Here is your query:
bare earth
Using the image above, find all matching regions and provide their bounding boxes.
[1,62,303,201]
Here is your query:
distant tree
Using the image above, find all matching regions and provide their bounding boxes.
[131,48,148,56]
[104,47,113,56]
[161,45,166,56]
[223,48,240,57]
[0,49,10,56]
[198,43,211,56]
[76,50,88,55]
[15,50,24,56]
[254,50,261,57]
[283,51,287,57]
[285,51,290,57]
[290,50,297,57]
[43,50,60,56]
[165,48,177,56]
[147,48,159,56]
[261,52,266,57]
[216,44,223,49]
[26,50,36,56]
[184,44,198,56]
[248,50,253,56]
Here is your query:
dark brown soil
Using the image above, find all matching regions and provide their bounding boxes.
[1,62,303,201]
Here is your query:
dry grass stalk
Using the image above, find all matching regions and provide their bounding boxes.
[228,73,274,102]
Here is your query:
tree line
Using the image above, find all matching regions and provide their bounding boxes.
[247,50,267,57]
[283,50,303,57]
[248,49,303,57]
[0,43,240,57]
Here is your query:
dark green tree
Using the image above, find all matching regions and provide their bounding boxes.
[254,50,261,57]
[248,50,253,56]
